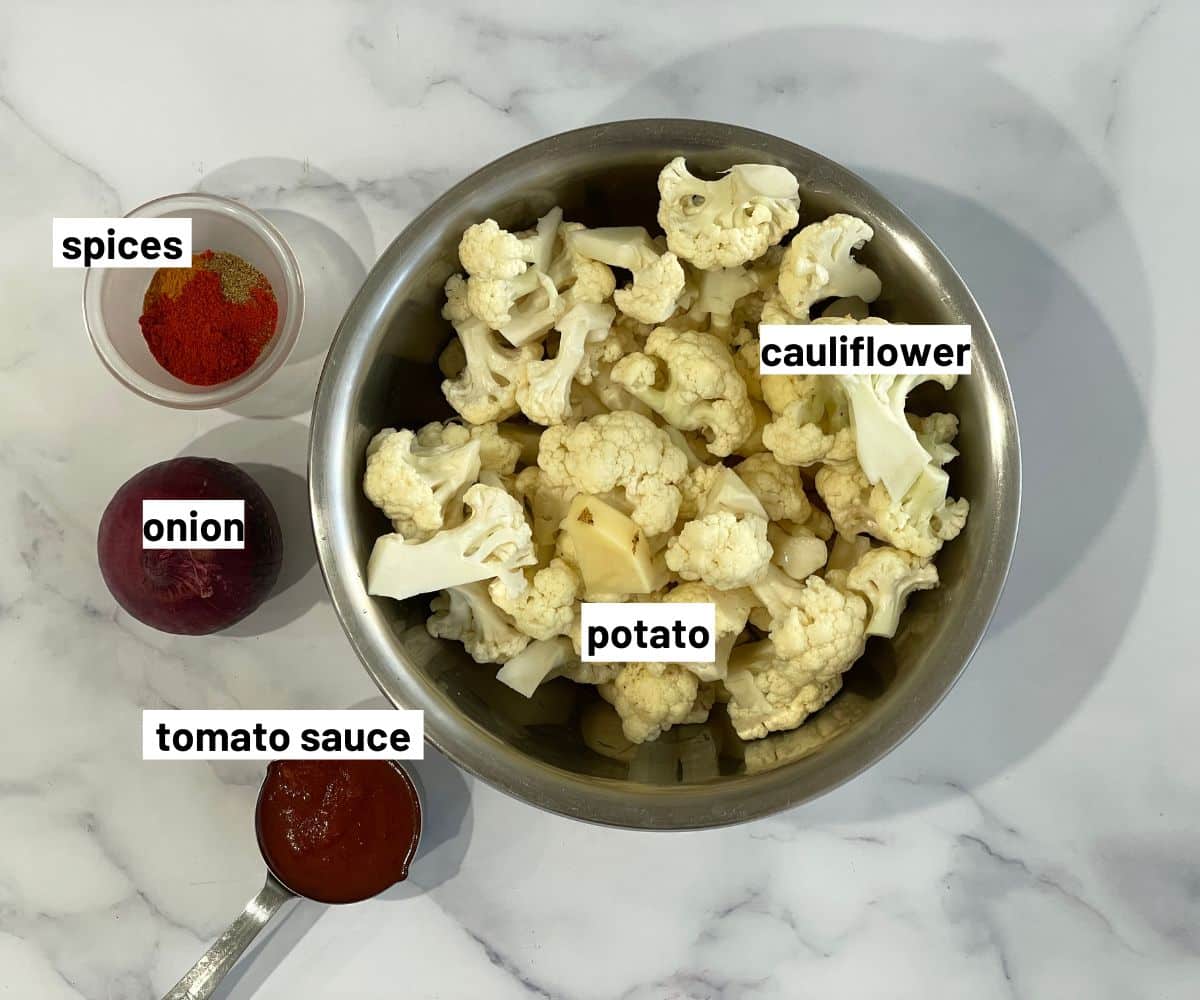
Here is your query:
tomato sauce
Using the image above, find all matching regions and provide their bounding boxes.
[256,760,421,904]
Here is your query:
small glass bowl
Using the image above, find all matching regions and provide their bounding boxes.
[83,193,304,409]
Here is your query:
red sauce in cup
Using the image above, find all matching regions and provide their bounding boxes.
[256,760,421,904]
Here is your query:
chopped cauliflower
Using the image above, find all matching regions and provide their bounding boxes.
[686,265,759,335]
[537,411,689,534]
[460,209,562,334]
[516,302,615,426]
[599,663,703,743]
[761,373,856,467]
[666,467,772,590]
[676,463,723,521]
[734,453,812,523]
[776,214,882,319]
[611,326,754,457]
[844,546,938,638]
[657,157,801,268]
[427,580,532,664]
[767,575,868,664]
[549,221,617,307]
[835,361,958,502]
[366,483,537,602]
[414,420,520,476]
[495,636,577,697]
[767,523,828,581]
[816,461,968,559]
[489,557,581,640]
[666,510,772,591]
[668,581,755,681]
[363,427,481,540]
[459,218,544,279]
[565,226,687,325]
[724,641,846,740]
[441,302,541,424]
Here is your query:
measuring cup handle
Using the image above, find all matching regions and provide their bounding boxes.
[162,874,294,1000]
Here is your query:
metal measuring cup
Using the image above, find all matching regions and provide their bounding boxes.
[163,761,422,1000]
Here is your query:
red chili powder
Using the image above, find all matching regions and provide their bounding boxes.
[139,250,278,386]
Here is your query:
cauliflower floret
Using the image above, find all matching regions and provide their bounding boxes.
[571,312,656,419]
[513,466,576,550]
[516,302,615,426]
[908,412,960,467]
[615,253,687,326]
[495,636,577,697]
[414,420,520,476]
[805,507,835,541]
[549,221,617,307]
[441,292,542,423]
[657,157,801,268]
[732,400,772,459]
[748,563,813,624]
[730,327,763,401]
[576,312,637,386]
[565,226,687,325]
[760,372,855,467]
[723,640,846,741]
[668,581,755,681]
[459,209,563,338]
[835,360,958,502]
[685,265,759,335]
[442,273,473,323]
[494,637,622,694]
[666,467,772,590]
[767,575,868,663]
[536,411,689,535]
[599,663,702,743]
[366,483,537,602]
[844,546,938,638]
[767,523,828,581]
[466,271,547,330]
[729,246,785,329]
[427,580,531,664]
[734,453,812,523]
[458,218,543,279]
[489,557,581,641]
[676,463,723,521]
[666,510,772,591]
[760,291,795,326]
[776,214,882,319]
[611,326,754,457]
[816,461,968,559]
[363,427,481,540]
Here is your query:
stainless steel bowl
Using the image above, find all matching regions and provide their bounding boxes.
[309,119,1020,829]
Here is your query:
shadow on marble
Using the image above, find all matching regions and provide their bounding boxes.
[600,26,1158,806]
[197,159,371,419]
[178,419,326,635]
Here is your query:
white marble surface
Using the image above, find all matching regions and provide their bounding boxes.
[1,0,1196,996]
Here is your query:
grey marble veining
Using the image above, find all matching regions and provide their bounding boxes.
[0,1,1196,997]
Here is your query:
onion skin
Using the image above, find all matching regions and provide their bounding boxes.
[97,458,283,635]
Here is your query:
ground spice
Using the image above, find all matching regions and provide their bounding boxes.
[140,250,278,386]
